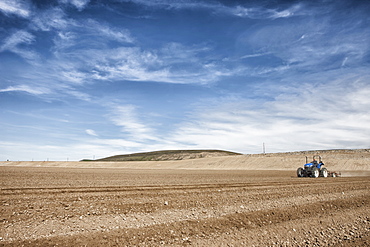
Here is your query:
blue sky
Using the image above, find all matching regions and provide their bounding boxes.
[1,0,369,161]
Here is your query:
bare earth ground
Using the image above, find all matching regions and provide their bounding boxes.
[0,153,369,246]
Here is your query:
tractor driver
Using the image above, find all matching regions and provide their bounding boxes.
[312,159,318,165]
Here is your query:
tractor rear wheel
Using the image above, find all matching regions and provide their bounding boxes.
[320,168,328,177]
[311,167,319,178]
[297,167,304,177]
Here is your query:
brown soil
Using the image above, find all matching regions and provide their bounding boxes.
[0,165,369,246]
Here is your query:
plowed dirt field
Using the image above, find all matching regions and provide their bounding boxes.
[0,166,369,246]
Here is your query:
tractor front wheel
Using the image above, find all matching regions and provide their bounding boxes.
[320,168,328,177]
[311,167,319,178]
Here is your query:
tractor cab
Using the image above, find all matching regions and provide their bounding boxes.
[304,155,324,169]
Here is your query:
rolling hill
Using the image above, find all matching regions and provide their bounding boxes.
[82,149,242,162]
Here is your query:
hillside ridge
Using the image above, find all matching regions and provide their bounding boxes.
[83,149,242,162]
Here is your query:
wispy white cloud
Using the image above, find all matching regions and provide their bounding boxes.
[85,129,98,136]
[119,0,304,19]
[85,19,134,43]
[50,18,134,54]
[60,70,87,85]
[31,7,72,31]
[51,41,231,84]
[0,0,30,18]
[65,90,91,101]
[89,47,170,82]
[0,30,38,60]
[240,52,271,59]
[109,104,157,141]
[268,3,304,19]
[59,0,90,11]
[230,4,301,19]
[53,31,76,51]
[0,85,50,95]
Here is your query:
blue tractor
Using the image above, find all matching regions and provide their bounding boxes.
[297,155,328,178]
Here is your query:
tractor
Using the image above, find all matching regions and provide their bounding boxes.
[297,155,328,178]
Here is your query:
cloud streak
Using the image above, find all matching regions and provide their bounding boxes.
[0,0,30,18]
[119,0,306,19]
[109,105,157,141]
[0,30,38,60]
[85,129,98,136]
[0,85,50,95]
[59,0,90,11]
[51,42,233,85]
[31,7,72,31]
